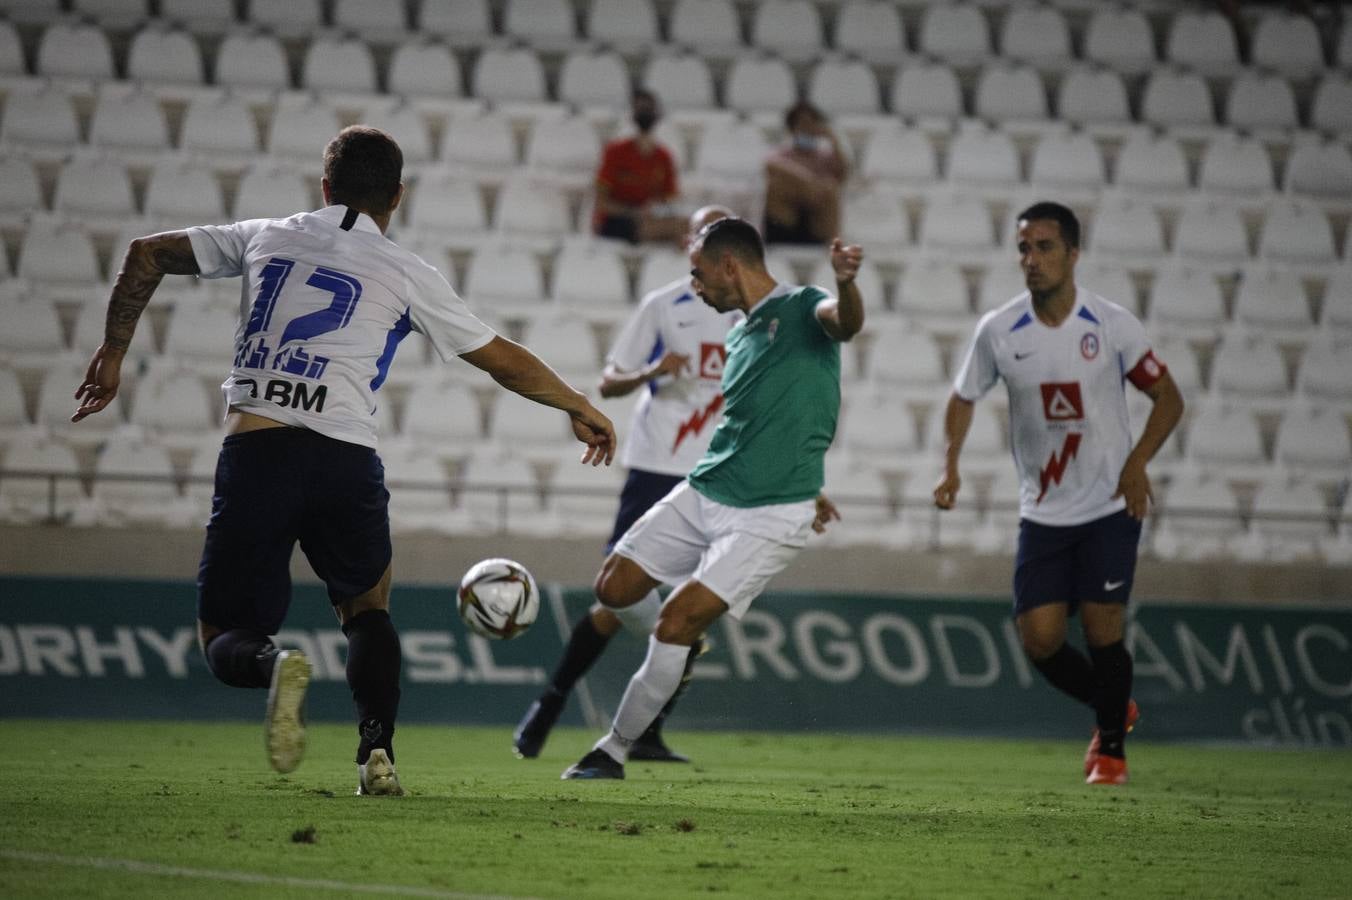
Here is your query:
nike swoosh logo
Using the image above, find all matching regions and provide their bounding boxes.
[1014,351,1035,360]
[1104,580,1125,591]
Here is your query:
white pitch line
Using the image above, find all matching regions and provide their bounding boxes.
[0,849,542,900]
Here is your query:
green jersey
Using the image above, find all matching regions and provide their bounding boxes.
[688,284,840,507]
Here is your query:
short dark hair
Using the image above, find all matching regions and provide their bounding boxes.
[1016,201,1080,249]
[323,126,403,214]
[784,100,824,132]
[696,217,765,265]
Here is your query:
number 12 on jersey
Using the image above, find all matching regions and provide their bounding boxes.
[235,256,363,380]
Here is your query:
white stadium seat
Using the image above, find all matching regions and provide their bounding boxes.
[1321,267,1352,331]
[1251,11,1325,80]
[640,53,716,112]
[669,0,742,58]
[551,243,630,314]
[1185,402,1266,466]
[302,35,378,95]
[0,366,30,431]
[127,25,204,86]
[517,317,600,380]
[1241,477,1329,563]
[0,431,85,523]
[89,431,182,526]
[36,21,114,80]
[1083,7,1155,74]
[472,47,548,105]
[1056,68,1131,130]
[1174,200,1250,266]
[860,123,937,186]
[841,191,908,254]
[383,444,463,533]
[0,89,80,150]
[1147,263,1227,332]
[53,158,138,222]
[144,163,225,226]
[1165,10,1240,75]
[920,193,994,255]
[807,58,882,117]
[918,3,991,65]
[0,297,64,358]
[248,0,322,38]
[161,303,237,365]
[333,0,410,42]
[1297,337,1352,402]
[895,257,971,321]
[127,366,216,444]
[1029,131,1105,193]
[1154,477,1243,562]
[458,455,544,532]
[1226,71,1299,133]
[1198,133,1275,195]
[362,104,435,165]
[1209,334,1289,402]
[17,223,101,285]
[946,125,1021,187]
[180,93,259,157]
[400,380,483,456]
[1274,406,1352,470]
[1115,132,1189,195]
[418,0,492,43]
[215,32,289,91]
[1089,196,1164,259]
[1141,70,1215,131]
[89,89,171,153]
[1285,142,1352,200]
[725,57,797,117]
[0,19,22,75]
[834,0,904,64]
[1233,266,1313,331]
[751,0,824,63]
[891,63,964,121]
[973,64,1048,125]
[442,110,518,171]
[267,100,342,161]
[1001,4,1072,68]
[161,0,237,34]
[585,0,658,49]
[0,157,42,224]
[1258,200,1336,266]
[557,49,629,110]
[503,0,576,47]
[389,39,462,98]
[1311,74,1352,135]
[462,244,546,310]
[233,167,312,222]
[494,177,572,242]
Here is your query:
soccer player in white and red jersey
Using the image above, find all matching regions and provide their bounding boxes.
[513,205,741,763]
[72,126,616,795]
[934,201,1183,785]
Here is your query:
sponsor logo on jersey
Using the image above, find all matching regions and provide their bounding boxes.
[1080,332,1100,360]
[672,393,724,453]
[1037,432,1081,503]
[234,377,327,413]
[1039,382,1084,421]
[699,342,727,380]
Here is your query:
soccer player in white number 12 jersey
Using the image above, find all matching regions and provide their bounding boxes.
[935,202,1183,786]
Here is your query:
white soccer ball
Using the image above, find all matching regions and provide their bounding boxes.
[457,557,539,640]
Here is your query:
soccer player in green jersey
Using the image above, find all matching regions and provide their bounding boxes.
[563,217,863,779]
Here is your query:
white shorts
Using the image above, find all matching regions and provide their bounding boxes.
[613,481,816,619]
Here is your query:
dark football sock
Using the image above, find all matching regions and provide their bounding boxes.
[204,629,277,689]
[547,613,613,696]
[343,609,402,765]
[1089,640,1133,759]
[1031,641,1096,707]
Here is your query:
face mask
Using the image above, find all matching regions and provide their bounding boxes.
[633,111,658,132]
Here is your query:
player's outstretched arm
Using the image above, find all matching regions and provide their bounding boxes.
[816,238,865,341]
[460,336,616,465]
[73,232,199,422]
[933,392,975,510]
[1114,370,1184,520]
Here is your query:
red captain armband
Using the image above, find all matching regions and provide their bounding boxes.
[1126,350,1168,390]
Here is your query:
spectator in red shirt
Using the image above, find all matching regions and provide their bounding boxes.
[593,90,686,244]
[763,101,849,246]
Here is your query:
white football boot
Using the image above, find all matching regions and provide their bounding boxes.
[264,649,311,773]
[357,748,404,796]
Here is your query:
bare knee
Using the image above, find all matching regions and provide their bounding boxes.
[653,606,706,645]
[1021,631,1064,662]
[593,555,654,610]
[589,605,623,636]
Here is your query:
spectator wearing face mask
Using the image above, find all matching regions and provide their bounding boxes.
[592,89,686,245]
[763,101,849,246]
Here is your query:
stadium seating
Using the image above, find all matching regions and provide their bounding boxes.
[0,429,86,524]
[0,1,1345,557]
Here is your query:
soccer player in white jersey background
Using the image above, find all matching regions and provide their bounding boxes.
[512,205,740,763]
[562,217,864,780]
[934,201,1184,785]
[72,126,617,795]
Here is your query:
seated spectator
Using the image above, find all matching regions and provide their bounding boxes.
[763,101,848,246]
[592,89,685,244]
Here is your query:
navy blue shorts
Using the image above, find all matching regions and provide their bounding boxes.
[605,468,685,554]
[197,428,392,635]
[1013,509,1143,617]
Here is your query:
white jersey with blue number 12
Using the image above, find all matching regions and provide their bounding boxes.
[187,205,496,448]
[953,288,1167,528]
[607,277,742,477]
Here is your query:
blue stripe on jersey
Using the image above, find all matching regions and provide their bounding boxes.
[645,335,664,395]
[673,291,695,304]
[1010,311,1033,331]
[370,309,412,392]
[1077,306,1100,324]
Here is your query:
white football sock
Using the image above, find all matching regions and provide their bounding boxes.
[594,635,688,763]
[611,588,661,637]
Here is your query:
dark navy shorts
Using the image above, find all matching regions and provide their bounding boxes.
[1013,509,1143,616]
[605,468,685,554]
[197,428,392,635]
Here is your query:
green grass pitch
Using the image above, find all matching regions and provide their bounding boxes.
[2,720,1350,899]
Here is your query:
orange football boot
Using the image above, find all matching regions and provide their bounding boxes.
[1084,699,1140,777]
[1086,754,1129,785]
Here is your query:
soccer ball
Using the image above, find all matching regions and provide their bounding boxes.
[457,557,539,640]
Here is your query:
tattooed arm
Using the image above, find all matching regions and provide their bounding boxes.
[72,232,201,422]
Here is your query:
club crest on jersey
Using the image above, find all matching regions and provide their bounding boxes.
[699,342,727,380]
[1080,332,1100,360]
[1039,382,1084,421]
